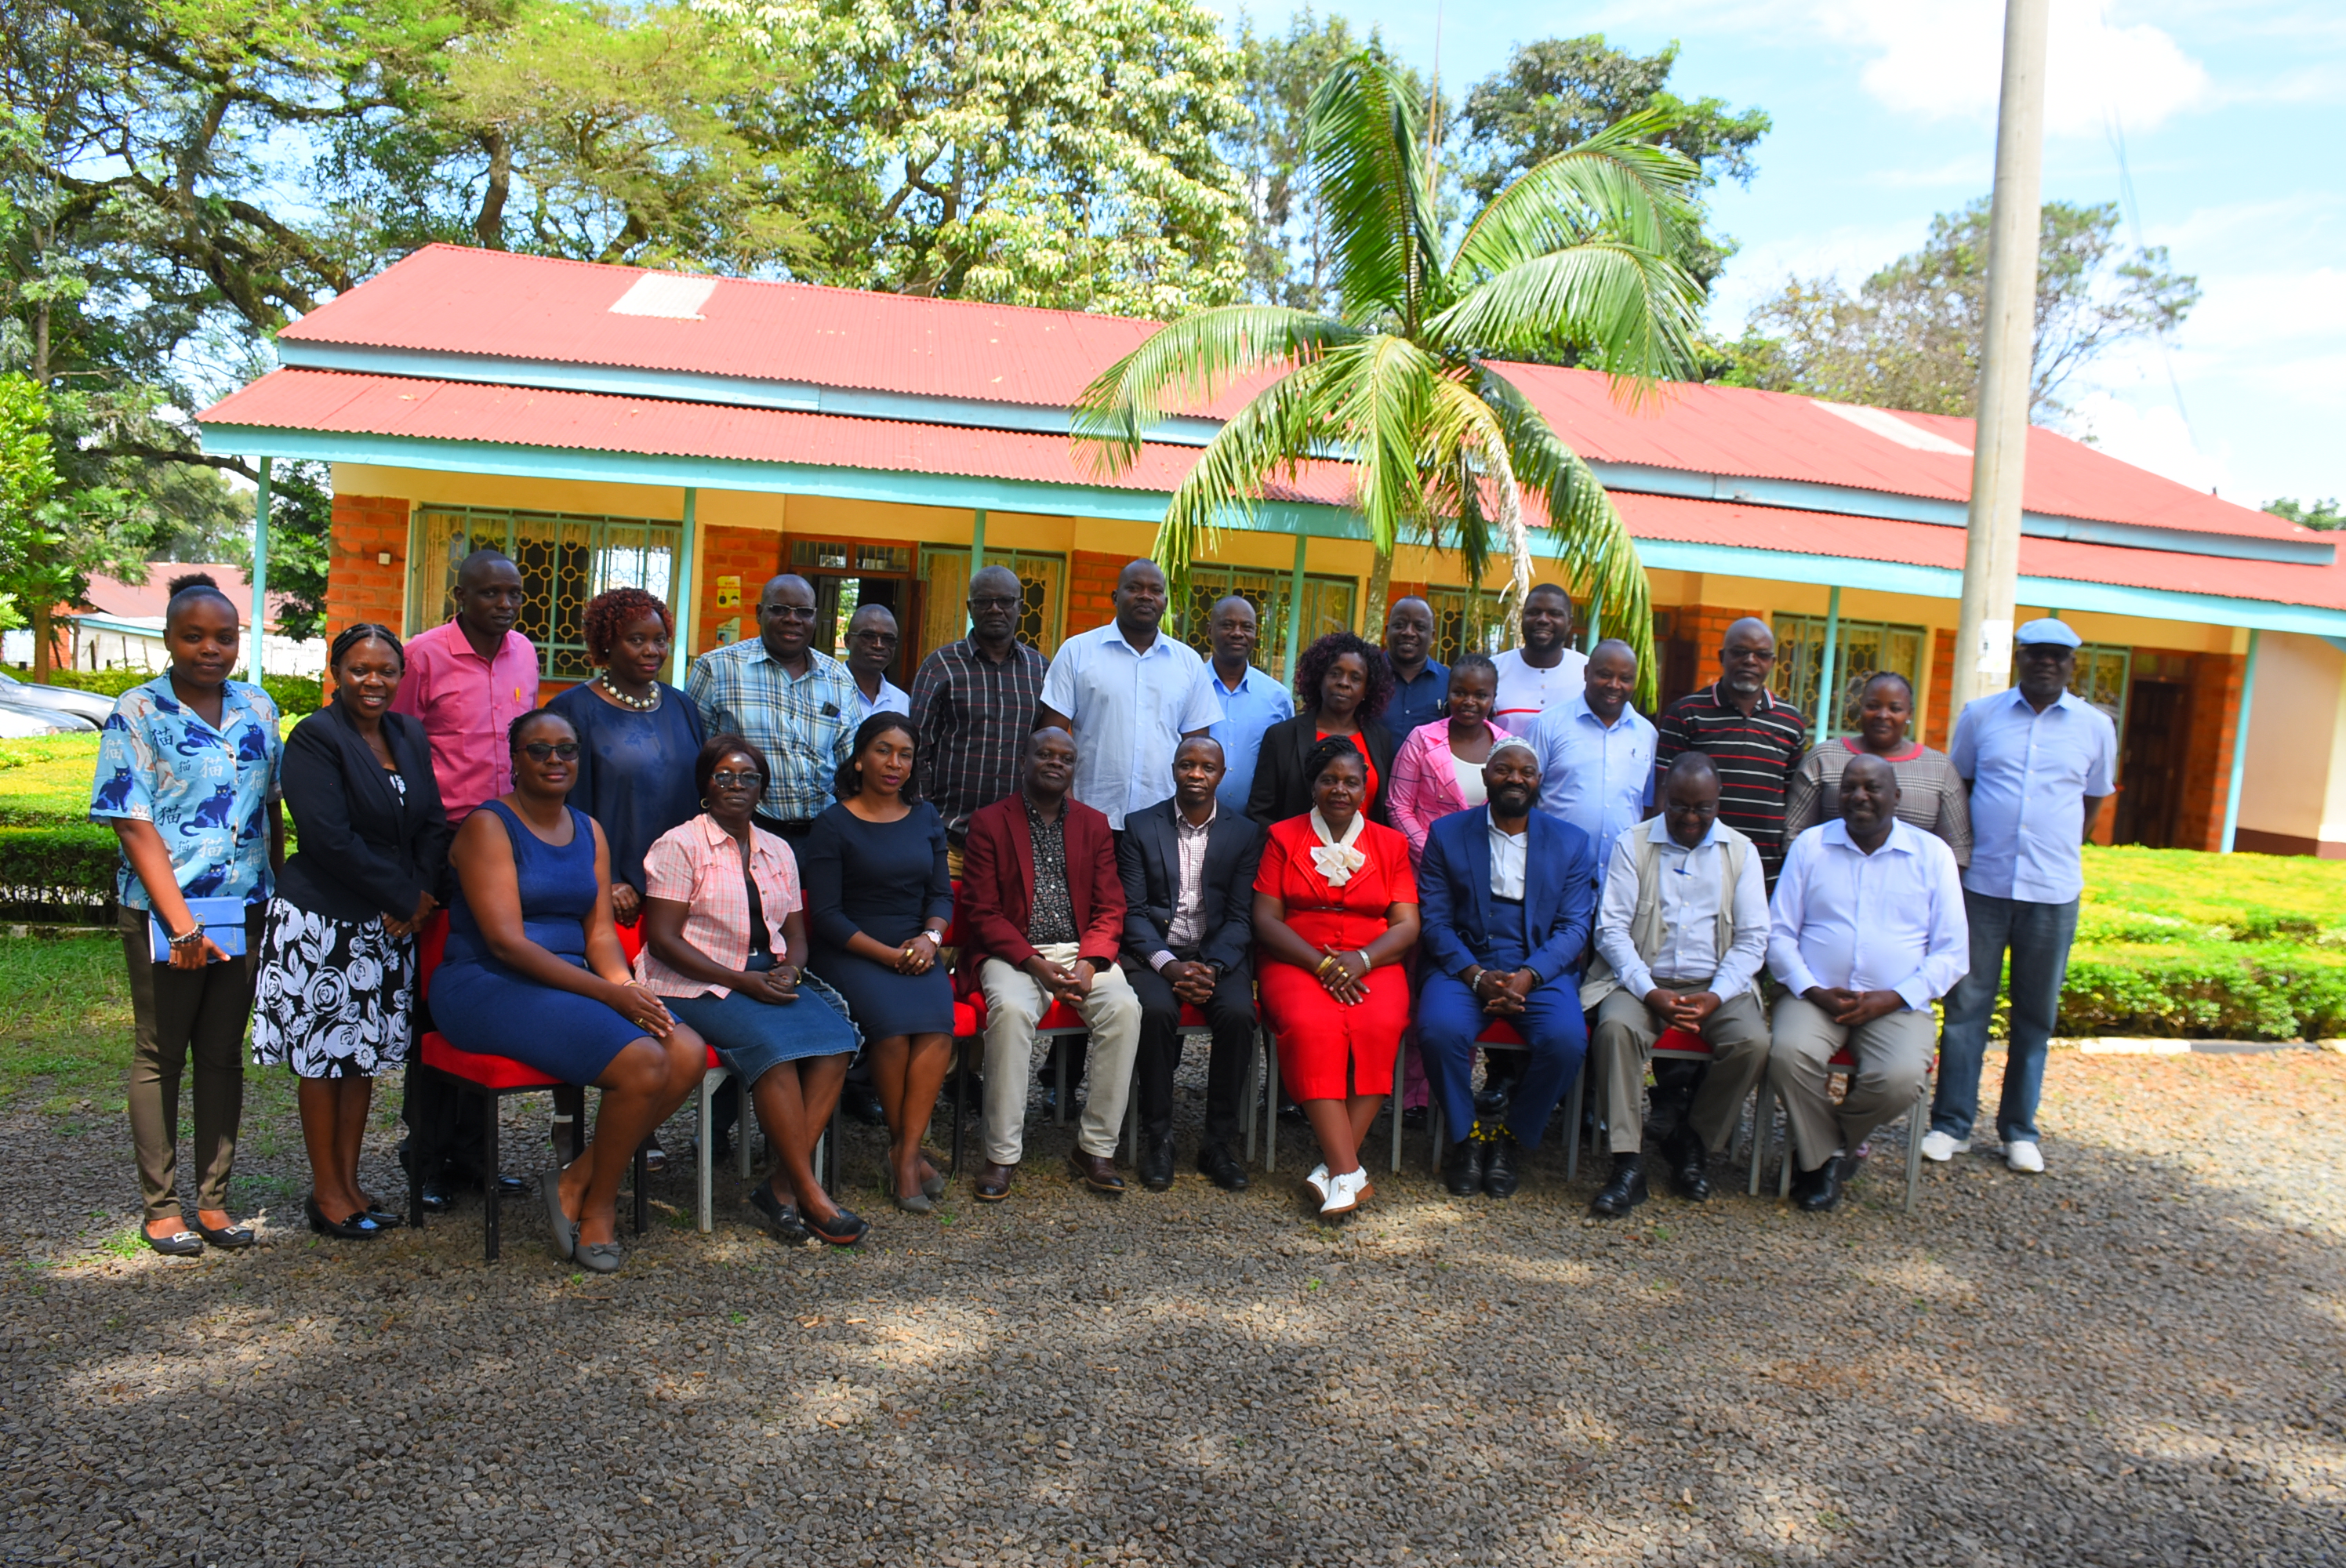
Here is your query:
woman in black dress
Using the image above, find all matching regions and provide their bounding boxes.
[255,624,448,1236]
[1247,631,1398,827]
[800,713,954,1212]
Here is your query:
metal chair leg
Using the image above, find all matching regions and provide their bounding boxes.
[1563,1068,1584,1184]
[1905,1080,1927,1214]
[828,1096,844,1193]
[1244,1026,1260,1162]
[632,1135,649,1235]
[1390,1042,1406,1174]
[1264,1036,1280,1173]
[1429,1097,1446,1177]
[1122,1058,1140,1163]
[1745,1085,1765,1196]
[481,1087,501,1263]
[695,1069,721,1234]
[1776,1086,1796,1200]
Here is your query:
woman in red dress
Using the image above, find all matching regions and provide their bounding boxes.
[1253,737,1421,1218]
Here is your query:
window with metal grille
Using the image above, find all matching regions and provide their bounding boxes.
[1170,565,1356,673]
[917,547,1067,658]
[1426,586,1505,664]
[1770,615,1928,739]
[408,506,681,681]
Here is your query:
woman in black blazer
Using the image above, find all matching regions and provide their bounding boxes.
[1247,631,1398,827]
[252,624,453,1237]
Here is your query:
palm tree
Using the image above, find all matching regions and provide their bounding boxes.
[1072,53,1703,696]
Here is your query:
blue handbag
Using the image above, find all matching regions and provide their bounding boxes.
[147,896,251,963]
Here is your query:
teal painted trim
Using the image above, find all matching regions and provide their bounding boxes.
[1620,535,2346,638]
[1814,584,1841,746]
[2221,628,2261,853]
[276,341,1228,448]
[672,487,697,685]
[202,423,1370,543]
[1284,532,1309,684]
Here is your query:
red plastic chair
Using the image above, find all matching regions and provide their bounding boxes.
[408,910,647,1261]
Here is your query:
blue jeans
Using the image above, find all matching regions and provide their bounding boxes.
[1415,927,1586,1150]
[1931,890,2079,1145]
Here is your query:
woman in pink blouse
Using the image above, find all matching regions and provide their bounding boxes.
[1385,652,1504,866]
[640,735,866,1247]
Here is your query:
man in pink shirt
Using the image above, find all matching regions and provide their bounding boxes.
[390,548,536,1210]
[390,549,539,818]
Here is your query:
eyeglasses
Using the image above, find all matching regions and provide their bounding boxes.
[968,596,1020,612]
[850,630,899,645]
[760,604,816,620]
[709,769,764,788]
[521,741,580,761]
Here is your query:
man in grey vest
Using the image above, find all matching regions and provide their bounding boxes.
[1582,752,1771,1216]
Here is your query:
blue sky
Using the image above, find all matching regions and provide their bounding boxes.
[1233,0,2345,511]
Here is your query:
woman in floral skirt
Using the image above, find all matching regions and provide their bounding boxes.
[252,623,452,1237]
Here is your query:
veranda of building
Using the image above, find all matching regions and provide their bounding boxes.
[198,247,2346,858]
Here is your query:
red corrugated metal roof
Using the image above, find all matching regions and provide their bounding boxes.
[1616,492,2346,611]
[202,368,1350,506]
[205,368,2346,614]
[266,245,2312,549]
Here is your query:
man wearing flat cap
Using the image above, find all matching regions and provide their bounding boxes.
[1928,619,2115,1176]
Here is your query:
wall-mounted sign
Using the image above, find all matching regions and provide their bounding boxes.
[714,574,741,609]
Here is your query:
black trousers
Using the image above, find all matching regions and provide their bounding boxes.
[1127,952,1256,1152]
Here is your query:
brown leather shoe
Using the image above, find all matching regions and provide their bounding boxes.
[972,1161,1015,1203]
[1067,1149,1125,1194]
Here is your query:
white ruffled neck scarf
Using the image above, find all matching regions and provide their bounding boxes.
[1308,808,1367,886]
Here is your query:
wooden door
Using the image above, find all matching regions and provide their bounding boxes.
[2113,678,2187,847]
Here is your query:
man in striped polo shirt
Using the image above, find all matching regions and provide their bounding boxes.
[1651,617,1809,887]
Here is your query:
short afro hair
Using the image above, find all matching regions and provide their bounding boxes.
[582,586,674,662]
[1292,630,1393,723]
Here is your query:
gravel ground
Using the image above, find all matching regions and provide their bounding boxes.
[5,1047,2344,1567]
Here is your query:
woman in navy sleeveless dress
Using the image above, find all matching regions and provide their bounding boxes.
[433,710,705,1272]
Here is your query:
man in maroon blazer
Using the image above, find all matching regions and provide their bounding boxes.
[960,728,1142,1202]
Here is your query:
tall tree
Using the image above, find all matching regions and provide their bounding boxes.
[2265,498,2341,532]
[698,0,1251,314]
[1726,198,2200,423]
[1457,35,1768,297]
[0,372,147,678]
[1075,54,1701,700]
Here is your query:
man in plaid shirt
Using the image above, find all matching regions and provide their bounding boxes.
[909,564,1048,875]
[687,573,859,839]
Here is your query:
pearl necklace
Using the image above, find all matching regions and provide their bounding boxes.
[597,673,660,712]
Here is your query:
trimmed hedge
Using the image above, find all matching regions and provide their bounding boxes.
[2058,943,2346,1041]
[34,666,324,717]
[0,822,120,921]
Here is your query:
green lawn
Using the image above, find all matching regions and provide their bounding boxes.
[0,733,104,826]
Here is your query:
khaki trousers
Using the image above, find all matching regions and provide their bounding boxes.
[1767,994,1935,1172]
[1590,986,1770,1155]
[120,904,260,1222]
[979,945,1142,1164]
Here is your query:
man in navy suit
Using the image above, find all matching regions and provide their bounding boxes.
[1417,735,1596,1199]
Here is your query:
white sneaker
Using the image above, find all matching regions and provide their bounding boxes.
[1304,1163,1331,1203]
[1919,1131,1969,1163]
[1320,1166,1373,1216]
[2005,1139,2045,1174]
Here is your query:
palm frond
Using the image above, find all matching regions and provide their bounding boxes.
[1472,365,1658,708]
[1152,362,1335,586]
[1306,53,1444,327]
[1316,332,1443,556]
[1428,242,1704,390]
[1449,112,1701,280]
[1071,306,1360,477]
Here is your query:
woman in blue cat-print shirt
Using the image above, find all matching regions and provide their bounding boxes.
[88,573,283,1258]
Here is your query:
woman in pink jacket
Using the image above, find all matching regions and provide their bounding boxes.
[1386,653,1503,866]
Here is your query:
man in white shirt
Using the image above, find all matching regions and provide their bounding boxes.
[844,603,910,718]
[1490,583,1589,736]
[1531,638,1656,876]
[1582,753,1770,1216]
[1927,619,2116,1175]
[1039,559,1220,829]
[1766,754,1969,1212]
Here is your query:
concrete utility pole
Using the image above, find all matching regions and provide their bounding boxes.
[1950,0,2050,711]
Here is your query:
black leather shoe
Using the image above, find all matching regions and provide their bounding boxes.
[1588,1154,1647,1218]
[1796,1153,1853,1213]
[1198,1144,1248,1192]
[1138,1134,1175,1192]
[1400,1105,1427,1130]
[492,1171,528,1199]
[1473,1084,1509,1116]
[749,1181,812,1243]
[1663,1125,1712,1202]
[839,1082,887,1127]
[359,1205,405,1229]
[306,1199,386,1240]
[194,1217,257,1250]
[143,1224,203,1258]
[416,1178,454,1214]
[1482,1134,1520,1200]
[1441,1136,1486,1196]
[1276,1098,1306,1123]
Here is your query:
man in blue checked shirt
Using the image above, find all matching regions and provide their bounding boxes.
[687,572,859,841]
[1927,619,2116,1177]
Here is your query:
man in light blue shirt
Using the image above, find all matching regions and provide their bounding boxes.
[1200,594,1293,813]
[1928,619,2117,1176]
[1530,638,1654,874]
[1767,754,1969,1212]
[1039,560,1221,829]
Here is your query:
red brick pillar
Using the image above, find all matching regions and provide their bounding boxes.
[327,495,412,638]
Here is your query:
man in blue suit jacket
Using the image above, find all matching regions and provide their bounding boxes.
[1418,735,1597,1199]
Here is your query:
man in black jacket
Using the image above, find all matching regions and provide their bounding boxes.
[1117,736,1264,1192]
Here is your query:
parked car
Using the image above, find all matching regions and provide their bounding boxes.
[0,702,90,738]
[0,670,116,727]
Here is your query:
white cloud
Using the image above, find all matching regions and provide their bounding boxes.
[1821,0,2207,136]
[2067,388,2225,493]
